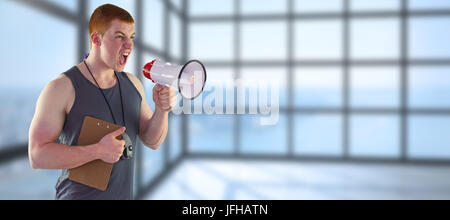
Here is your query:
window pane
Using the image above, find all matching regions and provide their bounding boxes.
[44,0,78,12]
[241,115,287,155]
[295,114,342,156]
[350,115,400,158]
[409,67,450,108]
[295,67,342,107]
[1,2,77,88]
[295,0,342,13]
[295,20,342,59]
[350,67,400,108]
[241,0,287,14]
[0,158,60,199]
[351,19,400,59]
[189,115,234,153]
[242,21,287,60]
[240,67,288,109]
[190,0,234,16]
[410,17,450,59]
[143,0,163,51]
[409,116,450,159]
[190,23,233,61]
[170,13,181,61]
[351,0,400,11]
[409,0,450,10]
[0,1,77,149]
[0,89,40,149]
[143,141,165,183]
[169,114,182,162]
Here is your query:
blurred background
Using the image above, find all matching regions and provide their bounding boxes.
[1,0,450,200]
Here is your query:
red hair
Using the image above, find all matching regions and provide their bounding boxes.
[89,4,134,47]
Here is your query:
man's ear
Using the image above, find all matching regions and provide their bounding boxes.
[91,32,102,47]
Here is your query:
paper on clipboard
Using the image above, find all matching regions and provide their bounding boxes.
[68,116,123,191]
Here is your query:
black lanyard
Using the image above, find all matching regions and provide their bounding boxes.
[83,60,125,127]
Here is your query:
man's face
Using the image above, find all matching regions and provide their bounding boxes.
[99,19,135,72]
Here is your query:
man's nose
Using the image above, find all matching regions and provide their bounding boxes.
[123,38,133,49]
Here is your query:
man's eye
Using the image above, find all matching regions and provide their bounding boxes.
[116,36,124,39]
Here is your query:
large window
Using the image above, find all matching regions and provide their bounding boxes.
[187,0,450,161]
[2,0,450,200]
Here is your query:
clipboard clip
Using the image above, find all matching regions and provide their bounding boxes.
[121,132,133,160]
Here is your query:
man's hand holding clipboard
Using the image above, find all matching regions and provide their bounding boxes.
[96,126,127,164]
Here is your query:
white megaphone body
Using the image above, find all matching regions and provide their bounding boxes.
[142,59,207,100]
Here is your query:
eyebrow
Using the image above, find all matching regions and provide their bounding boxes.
[114,31,136,37]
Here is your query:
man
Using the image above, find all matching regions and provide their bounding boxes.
[28,4,177,199]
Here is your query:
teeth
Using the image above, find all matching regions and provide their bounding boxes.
[123,53,129,56]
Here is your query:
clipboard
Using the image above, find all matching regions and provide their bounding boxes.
[69,116,123,191]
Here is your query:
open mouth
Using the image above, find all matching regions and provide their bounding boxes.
[120,52,130,66]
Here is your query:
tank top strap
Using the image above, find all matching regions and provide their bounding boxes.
[62,66,83,89]
[115,71,142,102]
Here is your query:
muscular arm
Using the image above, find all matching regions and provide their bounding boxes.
[126,73,169,150]
[141,105,169,150]
[28,75,99,169]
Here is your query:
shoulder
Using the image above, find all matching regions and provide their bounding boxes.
[45,74,74,97]
[124,72,145,98]
[124,72,141,87]
[39,74,74,113]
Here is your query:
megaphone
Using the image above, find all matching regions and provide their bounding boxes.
[143,59,207,100]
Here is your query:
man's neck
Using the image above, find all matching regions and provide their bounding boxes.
[84,55,115,81]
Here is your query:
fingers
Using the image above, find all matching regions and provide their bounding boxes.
[110,127,126,137]
[98,127,127,163]
[153,85,177,111]
[158,101,174,110]
[157,90,176,101]
[158,87,176,96]
[160,92,177,104]
[159,96,177,106]
[153,84,165,92]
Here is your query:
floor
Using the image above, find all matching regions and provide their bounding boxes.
[2,157,450,200]
[145,158,450,200]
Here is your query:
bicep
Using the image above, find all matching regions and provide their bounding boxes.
[29,80,69,148]
[126,73,153,135]
[138,97,153,135]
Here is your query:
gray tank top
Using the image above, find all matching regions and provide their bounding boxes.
[55,66,142,200]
